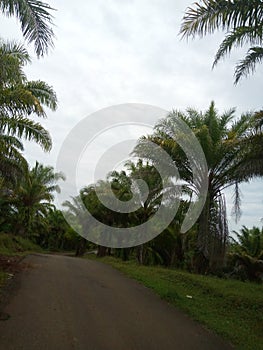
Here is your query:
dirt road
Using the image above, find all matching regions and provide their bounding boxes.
[0,254,233,350]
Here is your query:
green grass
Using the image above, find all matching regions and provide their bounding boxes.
[92,256,263,350]
[0,233,42,256]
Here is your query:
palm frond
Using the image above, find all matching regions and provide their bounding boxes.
[180,0,263,38]
[0,137,28,183]
[0,0,56,56]
[0,39,30,65]
[234,46,263,83]
[25,80,57,111]
[0,87,45,116]
[0,40,29,85]
[213,25,263,67]
[0,115,52,151]
[0,133,24,150]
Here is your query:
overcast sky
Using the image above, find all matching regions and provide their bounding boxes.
[1,0,262,232]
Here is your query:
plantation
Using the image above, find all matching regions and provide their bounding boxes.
[0,0,263,349]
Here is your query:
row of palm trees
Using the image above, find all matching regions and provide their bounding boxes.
[64,102,263,274]
[0,0,61,239]
[1,0,263,278]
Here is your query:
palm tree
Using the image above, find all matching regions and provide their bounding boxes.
[0,134,27,184]
[233,225,263,258]
[14,162,64,237]
[0,40,57,184]
[0,40,57,148]
[63,192,94,256]
[180,0,263,84]
[135,102,263,271]
[0,0,55,56]
[229,225,263,282]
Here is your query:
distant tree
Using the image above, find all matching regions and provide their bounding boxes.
[232,225,263,258]
[63,195,89,257]
[14,162,64,237]
[229,225,263,282]
[0,0,56,56]
[180,0,263,84]
[124,160,164,264]
[35,209,78,251]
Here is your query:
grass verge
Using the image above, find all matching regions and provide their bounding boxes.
[0,233,43,290]
[91,256,263,350]
[0,233,42,256]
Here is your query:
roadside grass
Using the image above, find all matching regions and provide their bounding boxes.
[0,233,43,299]
[0,233,42,256]
[91,256,263,350]
[0,271,6,286]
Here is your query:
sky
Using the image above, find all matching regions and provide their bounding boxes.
[1,0,263,232]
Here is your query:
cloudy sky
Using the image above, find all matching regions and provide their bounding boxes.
[1,0,262,232]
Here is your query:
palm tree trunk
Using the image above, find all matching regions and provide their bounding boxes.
[136,244,145,264]
[197,195,211,260]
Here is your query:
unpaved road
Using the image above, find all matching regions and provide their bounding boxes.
[0,254,233,350]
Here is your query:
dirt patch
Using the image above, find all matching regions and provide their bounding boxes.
[0,255,26,274]
[0,255,31,321]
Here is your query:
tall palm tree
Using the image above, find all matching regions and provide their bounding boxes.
[0,0,56,56]
[180,0,263,84]
[0,40,57,147]
[135,102,263,271]
[0,40,57,183]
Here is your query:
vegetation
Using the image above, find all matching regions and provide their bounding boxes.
[134,102,263,272]
[0,39,57,184]
[0,2,262,347]
[228,226,263,282]
[93,255,263,350]
[180,0,263,83]
[63,102,263,281]
[0,37,62,244]
[0,232,42,255]
[0,0,56,56]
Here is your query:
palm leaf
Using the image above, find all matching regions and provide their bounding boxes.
[234,46,263,83]
[213,25,263,67]
[0,115,52,151]
[25,80,57,111]
[0,0,56,56]
[0,40,30,85]
[180,0,263,38]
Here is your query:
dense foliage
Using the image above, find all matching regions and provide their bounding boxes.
[63,103,263,281]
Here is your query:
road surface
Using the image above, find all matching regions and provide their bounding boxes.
[0,254,233,350]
